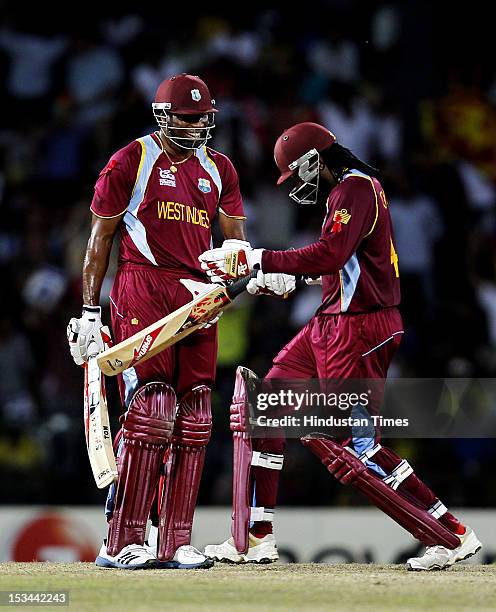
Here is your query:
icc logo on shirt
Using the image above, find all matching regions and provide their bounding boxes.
[198,178,211,193]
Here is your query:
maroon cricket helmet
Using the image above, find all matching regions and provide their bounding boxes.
[274,122,336,185]
[154,73,217,115]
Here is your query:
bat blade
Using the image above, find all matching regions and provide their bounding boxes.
[84,356,118,488]
[97,283,231,376]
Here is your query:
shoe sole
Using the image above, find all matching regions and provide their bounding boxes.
[155,558,214,570]
[208,555,278,564]
[95,556,158,570]
[246,557,278,564]
[406,544,482,572]
[450,544,482,565]
[406,563,446,572]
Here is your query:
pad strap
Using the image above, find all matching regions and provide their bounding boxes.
[383,459,413,490]
[251,451,284,470]
[359,443,382,462]
[250,507,275,522]
[428,500,448,519]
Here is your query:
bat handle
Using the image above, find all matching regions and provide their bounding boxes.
[226,269,259,299]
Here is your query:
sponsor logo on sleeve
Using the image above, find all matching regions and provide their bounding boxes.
[331,208,352,233]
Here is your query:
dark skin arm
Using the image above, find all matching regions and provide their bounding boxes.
[82,214,124,305]
[219,213,247,241]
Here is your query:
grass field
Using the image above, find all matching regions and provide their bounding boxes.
[0,563,494,611]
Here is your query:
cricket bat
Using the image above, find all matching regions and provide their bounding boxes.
[84,337,118,488]
[97,270,258,377]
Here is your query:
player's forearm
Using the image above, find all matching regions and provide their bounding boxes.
[82,233,113,305]
[262,239,347,276]
[219,215,247,241]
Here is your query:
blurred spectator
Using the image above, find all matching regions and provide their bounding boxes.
[0,23,66,125]
[64,31,124,128]
[317,81,377,160]
[389,169,444,308]
[0,316,37,424]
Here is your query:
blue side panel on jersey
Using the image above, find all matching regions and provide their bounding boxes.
[123,212,158,265]
[195,146,222,197]
[128,135,161,214]
[341,253,361,312]
[125,134,161,265]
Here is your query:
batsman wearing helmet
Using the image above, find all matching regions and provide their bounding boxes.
[67,73,294,570]
[199,122,482,570]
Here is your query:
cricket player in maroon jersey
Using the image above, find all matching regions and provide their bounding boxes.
[199,122,482,570]
[66,73,295,570]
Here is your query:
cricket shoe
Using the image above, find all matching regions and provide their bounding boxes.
[406,527,482,571]
[153,545,214,569]
[204,533,278,564]
[95,541,158,569]
[144,529,213,570]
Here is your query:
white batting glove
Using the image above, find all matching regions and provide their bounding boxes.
[67,306,112,365]
[199,239,263,283]
[305,276,322,286]
[247,270,296,298]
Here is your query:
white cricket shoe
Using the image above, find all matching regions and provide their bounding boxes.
[406,527,482,571]
[168,545,214,569]
[95,541,158,569]
[204,533,278,564]
[145,528,213,569]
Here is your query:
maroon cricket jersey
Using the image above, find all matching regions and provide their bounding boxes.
[262,170,401,314]
[90,132,245,274]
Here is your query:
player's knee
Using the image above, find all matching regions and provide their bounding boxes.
[173,385,212,447]
[123,382,176,445]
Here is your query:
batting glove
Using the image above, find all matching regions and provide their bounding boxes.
[199,239,263,283]
[67,306,112,365]
[247,271,296,298]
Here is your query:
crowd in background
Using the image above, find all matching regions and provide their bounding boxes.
[1,1,496,509]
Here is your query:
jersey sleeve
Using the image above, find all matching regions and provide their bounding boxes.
[262,176,377,275]
[90,141,142,218]
[217,154,246,220]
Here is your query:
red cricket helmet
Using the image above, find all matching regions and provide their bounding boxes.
[152,74,218,149]
[274,122,336,185]
[153,73,217,115]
